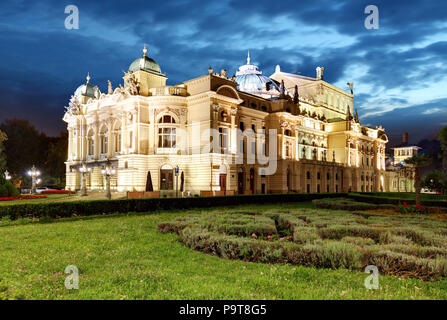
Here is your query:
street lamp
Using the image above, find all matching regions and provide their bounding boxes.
[4,170,11,181]
[101,164,116,200]
[27,165,40,194]
[79,164,91,196]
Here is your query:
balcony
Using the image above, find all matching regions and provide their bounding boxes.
[149,86,187,97]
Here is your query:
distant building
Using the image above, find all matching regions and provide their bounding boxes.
[392,132,421,164]
[385,133,420,192]
[63,47,406,195]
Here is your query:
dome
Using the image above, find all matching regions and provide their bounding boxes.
[128,45,162,74]
[74,73,100,99]
[235,52,280,98]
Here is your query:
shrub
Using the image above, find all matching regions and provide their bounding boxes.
[0,185,7,197]
[0,193,344,220]
[312,198,394,211]
[159,208,447,279]
[318,225,383,241]
[348,193,447,208]
[341,236,375,247]
[4,181,19,197]
[293,227,320,244]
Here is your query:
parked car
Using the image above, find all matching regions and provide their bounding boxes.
[36,186,59,194]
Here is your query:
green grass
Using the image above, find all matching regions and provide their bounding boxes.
[0,194,72,206]
[1,202,447,299]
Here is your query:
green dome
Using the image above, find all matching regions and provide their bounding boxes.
[129,55,162,74]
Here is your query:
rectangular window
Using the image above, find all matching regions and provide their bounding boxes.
[159,127,176,148]
[219,127,228,152]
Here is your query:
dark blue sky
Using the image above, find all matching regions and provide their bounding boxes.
[0,0,446,146]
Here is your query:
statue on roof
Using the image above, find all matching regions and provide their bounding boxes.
[64,95,82,116]
[293,85,299,104]
[121,71,139,96]
[347,82,354,94]
[279,80,286,99]
[108,80,113,94]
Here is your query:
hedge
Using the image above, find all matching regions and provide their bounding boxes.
[0,193,345,220]
[347,193,447,208]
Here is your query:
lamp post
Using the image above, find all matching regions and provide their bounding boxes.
[4,170,11,181]
[27,165,40,194]
[101,164,116,200]
[79,164,91,196]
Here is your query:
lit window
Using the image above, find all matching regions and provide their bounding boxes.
[158,115,177,149]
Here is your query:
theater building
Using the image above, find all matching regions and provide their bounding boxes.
[64,46,399,195]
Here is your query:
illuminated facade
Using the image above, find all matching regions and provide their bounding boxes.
[63,47,403,195]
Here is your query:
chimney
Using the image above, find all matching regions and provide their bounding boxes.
[402,132,408,145]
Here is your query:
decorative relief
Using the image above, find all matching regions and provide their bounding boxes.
[64,95,82,116]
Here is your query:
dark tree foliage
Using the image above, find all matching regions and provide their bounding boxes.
[0,119,67,187]
[0,129,6,173]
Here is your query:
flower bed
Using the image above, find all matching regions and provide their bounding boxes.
[40,190,74,195]
[395,202,447,215]
[0,195,48,201]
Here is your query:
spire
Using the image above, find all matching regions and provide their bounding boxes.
[293,85,299,104]
[247,50,251,65]
[142,44,148,57]
[86,72,91,84]
[354,109,359,123]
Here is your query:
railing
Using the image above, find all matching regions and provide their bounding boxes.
[149,86,187,97]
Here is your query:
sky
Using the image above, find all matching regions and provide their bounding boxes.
[0,0,446,146]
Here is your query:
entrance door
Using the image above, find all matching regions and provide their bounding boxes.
[238,172,244,194]
[249,168,255,194]
[160,169,173,190]
[219,174,227,192]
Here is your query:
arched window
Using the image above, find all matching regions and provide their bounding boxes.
[100,126,108,154]
[159,115,176,124]
[158,115,177,148]
[87,129,94,156]
[285,129,292,137]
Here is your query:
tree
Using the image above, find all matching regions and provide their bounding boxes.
[0,129,6,173]
[0,119,46,176]
[0,119,68,188]
[438,126,447,171]
[422,170,447,195]
[405,154,431,206]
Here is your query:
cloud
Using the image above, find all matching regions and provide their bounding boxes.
[422,108,443,115]
[0,0,446,143]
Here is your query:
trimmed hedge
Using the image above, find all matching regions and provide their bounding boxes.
[0,193,345,220]
[347,193,447,208]
[313,197,395,211]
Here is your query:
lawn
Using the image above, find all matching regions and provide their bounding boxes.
[0,194,72,206]
[1,201,447,300]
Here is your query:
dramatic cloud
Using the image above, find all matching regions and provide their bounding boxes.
[0,0,445,146]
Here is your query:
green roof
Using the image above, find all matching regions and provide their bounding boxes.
[129,56,162,74]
